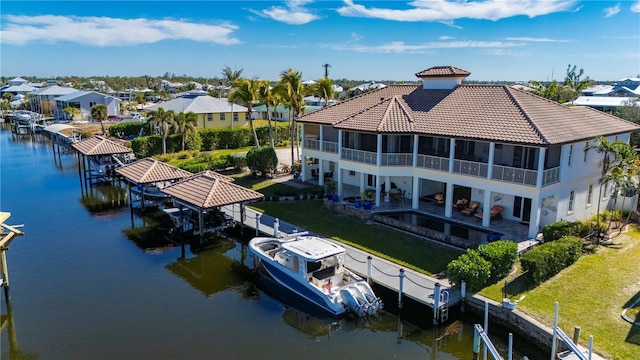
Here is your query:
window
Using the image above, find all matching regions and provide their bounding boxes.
[587,184,593,206]
[220,113,225,121]
[89,102,97,108]
[584,141,589,162]
[233,112,239,122]
[568,190,575,213]
[349,170,355,176]
[366,174,376,187]
[207,114,213,121]
[568,144,573,166]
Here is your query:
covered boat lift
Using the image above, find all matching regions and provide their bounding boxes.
[115,158,193,209]
[71,136,134,186]
[161,170,264,239]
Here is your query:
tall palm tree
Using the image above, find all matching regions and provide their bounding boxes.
[229,77,261,146]
[174,111,197,151]
[147,107,176,154]
[322,63,332,78]
[221,65,243,98]
[564,64,593,102]
[279,68,305,170]
[314,77,335,107]
[258,81,282,148]
[90,104,108,135]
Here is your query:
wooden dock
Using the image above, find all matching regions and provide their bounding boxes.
[221,204,462,313]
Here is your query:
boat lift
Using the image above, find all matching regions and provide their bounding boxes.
[0,212,24,301]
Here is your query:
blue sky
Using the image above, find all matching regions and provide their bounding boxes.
[1,1,639,82]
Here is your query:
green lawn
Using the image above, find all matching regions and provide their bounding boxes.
[481,229,640,359]
[250,200,462,275]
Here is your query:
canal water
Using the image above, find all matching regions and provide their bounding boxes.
[0,126,547,359]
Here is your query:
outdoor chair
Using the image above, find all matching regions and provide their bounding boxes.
[474,205,504,220]
[461,201,480,215]
[453,198,469,210]
[434,193,445,206]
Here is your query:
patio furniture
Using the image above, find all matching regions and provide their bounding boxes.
[311,169,319,179]
[461,201,480,215]
[474,205,504,220]
[453,198,469,210]
[433,193,445,206]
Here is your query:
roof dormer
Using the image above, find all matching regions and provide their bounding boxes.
[415,66,470,90]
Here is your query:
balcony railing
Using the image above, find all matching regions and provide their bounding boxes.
[492,165,537,186]
[323,141,338,153]
[381,153,413,166]
[304,138,320,150]
[453,159,488,178]
[341,148,377,165]
[543,167,560,186]
[416,154,449,172]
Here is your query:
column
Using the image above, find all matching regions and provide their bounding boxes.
[413,135,419,167]
[377,134,382,166]
[337,168,343,197]
[528,195,542,238]
[412,176,419,209]
[318,159,325,186]
[487,142,495,180]
[337,130,343,159]
[536,147,546,188]
[482,189,491,227]
[319,125,324,151]
[375,174,381,206]
[449,138,455,173]
[445,182,453,217]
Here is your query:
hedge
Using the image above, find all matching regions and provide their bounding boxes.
[446,250,491,292]
[520,236,582,285]
[246,146,278,176]
[541,220,581,242]
[476,240,518,277]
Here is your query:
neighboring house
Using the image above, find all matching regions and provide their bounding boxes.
[0,77,39,95]
[145,91,249,129]
[160,80,184,93]
[252,104,323,121]
[54,91,121,121]
[29,85,78,117]
[304,96,337,107]
[297,65,640,240]
[572,78,640,113]
[348,81,387,93]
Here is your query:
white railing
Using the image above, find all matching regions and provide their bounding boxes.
[453,159,488,178]
[416,154,449,172]
[381,153,413,166]
[304,138,320,150]
[543,166,560,186]
[341,148,377,165]
[323,141,338,153]
[491,165,537,186]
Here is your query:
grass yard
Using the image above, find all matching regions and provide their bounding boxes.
[481,228,640,359]
[250,200,462,275]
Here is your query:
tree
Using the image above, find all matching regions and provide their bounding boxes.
[258,80,281,148]
[229,77,261,146]
[564,64,593,102]
[615,100,640,148]
[147,107,176,154]
[314,77,334,107]
[529,80,573,103]
[90,104,108,135]
[246,146,278,177]
[135,93,146,110]
[278,68,305,170]
[220,65,243,98]
[64,106,80,121]
[322,63,331,78]
[174,111,197,151]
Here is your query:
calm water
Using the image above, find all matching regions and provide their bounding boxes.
[0,126,546,359]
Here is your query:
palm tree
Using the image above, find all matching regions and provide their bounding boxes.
[221,65,243,98]
[564,64,593,102]
[90,104,108,135]
[174,111,197,151]
[314,77,334,107]
[322,63,332,78]
[229,77,261,146]
[147,107,176,154]
[258,80,281,148]
[63,106,80,121]
[279,68,305,170]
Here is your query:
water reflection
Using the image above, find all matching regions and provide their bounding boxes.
[79,184,128,215]
[1,300,38,360]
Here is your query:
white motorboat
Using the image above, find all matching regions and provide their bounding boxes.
[249,235,382,317]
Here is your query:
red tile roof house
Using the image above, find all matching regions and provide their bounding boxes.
[297,66,640,241]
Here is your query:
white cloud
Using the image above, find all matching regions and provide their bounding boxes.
[0,15,240,46]
[604,3,620,18]
[332,40,524,54]
[337,0,578,22]
[631,1,640,12]
[505,37,572,43]
[438,36,456,40]
[251,0,320,25]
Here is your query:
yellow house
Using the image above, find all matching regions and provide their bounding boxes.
[145,91,250,129]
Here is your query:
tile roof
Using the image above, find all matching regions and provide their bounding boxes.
[115,158,193,184]
[161,171,261,209]
[71,136,133,155]
[415,66,471,77]
[298,84,640,145]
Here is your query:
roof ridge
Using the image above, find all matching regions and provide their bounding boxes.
[139,158,157,183]
[377,96,414,132]
[204,178,220,207]
[504,87,548,144]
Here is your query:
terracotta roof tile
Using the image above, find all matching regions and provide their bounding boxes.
[161,171,261,209]
[415,66,471,77]
[115,158,193,184]
[71,136,133,155]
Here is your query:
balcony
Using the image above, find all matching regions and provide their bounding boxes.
[323,141,338,154]
[342,148,377,165]
[492,165,537,186]
[416,154,449,172]
[381,153,413,166]
[542,167,560,186]
[305,138,320,151]
[453,159,488,178]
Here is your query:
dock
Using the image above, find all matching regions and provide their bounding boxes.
[221,204,462,314]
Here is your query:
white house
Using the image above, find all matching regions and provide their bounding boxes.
[573,78,640,113]
[29,85,78,117]
[297,66,640,240]
[54,91,121,121]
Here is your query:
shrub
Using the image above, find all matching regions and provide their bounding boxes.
[476,240,518,277]
[227,153,247,170]
[246,146,278,176]
[108,122,144,137]
[446,250,491,292]
[542,220,581,242]
[520,236,583,285]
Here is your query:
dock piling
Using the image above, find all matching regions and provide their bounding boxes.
[367,255,372,284]
[398,269,405,309]
[433,283,441,325]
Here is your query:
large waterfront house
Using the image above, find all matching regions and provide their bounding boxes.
[145,91,250,129]
[54,91,121,121]
[29,85,78,118]
[296,66,640,239]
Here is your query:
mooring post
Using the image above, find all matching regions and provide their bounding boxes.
[484,301,489,360]
[460,280,466,312]
[367,255,372,284]
[588,335,593,360]
[240,205,245,236]
[508,333,513,360]
[398,269,405,309]
[472,325,480,360]
[255,213,261,236]
[273,218,279,237]
[433,282,441,325]
[573,326,581,345]
[551,302,559,360]
[1,250,9,301]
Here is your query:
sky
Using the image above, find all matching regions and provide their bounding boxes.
[1,0,639,82]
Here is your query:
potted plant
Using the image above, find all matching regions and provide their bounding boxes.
[324,181,337,200]
[361,189,375,210]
